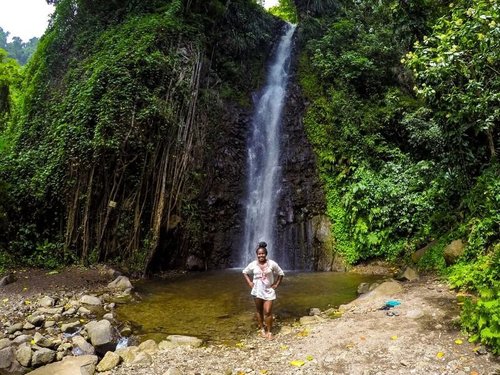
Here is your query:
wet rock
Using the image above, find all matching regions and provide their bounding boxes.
[61,321,81,333]
[23,322,36,330]
[186,255,205,271]
[96,351,120,371]
[116,346,139,364]
[12,335,31,346]
[62,307,77,317]
[107,276,133,291]
[0,274,16,287]
[31,348,56,366]
[166,335,202,348]
[37,307,63,315]
[357,283,371,295]
[80,295,102,306]
[119,325,132,337]
[138,339,158,354]
[15,342,32,367]
[27,315,45,327]
[132,351,152,365]
[158,341,176,350]
[363,280,403,298]
[72,335,95,355]
[6,323,23,334]
[78,307,92,316]
[397,267,419,282]
[38,297,55,308]
[44,321,56,329]
[443,239,465,265]
[33,332,55,348]
[0,346,15,370]
[85,320,113,347]
[27,354,98,375]
[308,308,321,316]
[0,338,11,350]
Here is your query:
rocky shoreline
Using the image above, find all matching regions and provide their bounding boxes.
[1,266,499,375]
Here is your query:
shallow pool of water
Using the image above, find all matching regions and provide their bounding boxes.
[117,270,381,344]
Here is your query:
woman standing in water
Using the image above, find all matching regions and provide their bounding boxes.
[242,241,284,339]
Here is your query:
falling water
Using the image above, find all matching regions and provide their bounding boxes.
[239,24,296,267]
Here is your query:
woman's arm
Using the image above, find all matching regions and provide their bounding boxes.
[271,275,283,289]
[243,272,254,289]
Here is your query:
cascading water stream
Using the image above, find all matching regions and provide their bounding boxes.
[239,24,296,268]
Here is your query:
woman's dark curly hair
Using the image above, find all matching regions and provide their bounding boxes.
[256,241,268,255]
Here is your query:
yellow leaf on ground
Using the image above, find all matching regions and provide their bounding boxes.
[22,287,28,292]
[436,352,445,359]
[259,370,268,374]
[280,345,288,350]
[296,329,309,337]
[390,336,398,340]
[2,298,8,303]
[235,342,245,348]
[290,360,305,367]
[24,300,31,305]
[306,355,314,361]
[454,339,463,345]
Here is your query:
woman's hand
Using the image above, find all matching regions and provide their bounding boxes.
[249,282,254,289]
[271,284,277,289]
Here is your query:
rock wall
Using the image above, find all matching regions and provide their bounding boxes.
[274,35,335,271]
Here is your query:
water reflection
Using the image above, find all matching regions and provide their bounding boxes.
[117,270,381,344]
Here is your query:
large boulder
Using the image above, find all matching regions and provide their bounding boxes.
[396,266,419,282]
[107,276,133,291]
[96,351,120,372]
[26,355,98,375]
[31,348,55,367]
[85,320,113,347]
[411,241,436,263]
[166,335,202,348]
[79,295,102,306]
[443,239,465,265]
[0,346,15,371]
[71,336,95,356]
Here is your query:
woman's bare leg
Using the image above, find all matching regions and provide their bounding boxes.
[263,300,274,339]
[254,298,265,336]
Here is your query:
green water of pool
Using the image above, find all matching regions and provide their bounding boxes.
[116,270,382,344]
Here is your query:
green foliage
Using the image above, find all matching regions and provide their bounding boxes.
[448,248,500,353]
[268,0,298,23]
[26,240,68,270]
[0,0,278,271]
[404,0,500,164]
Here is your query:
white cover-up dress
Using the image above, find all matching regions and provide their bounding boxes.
[242,259,285,300]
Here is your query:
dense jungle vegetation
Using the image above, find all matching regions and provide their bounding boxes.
[295,0,498,351]
[0,0,498,352]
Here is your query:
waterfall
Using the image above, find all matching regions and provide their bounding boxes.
[239,24,296,268]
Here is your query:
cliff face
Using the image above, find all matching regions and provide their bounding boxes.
[275,36,338,271]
